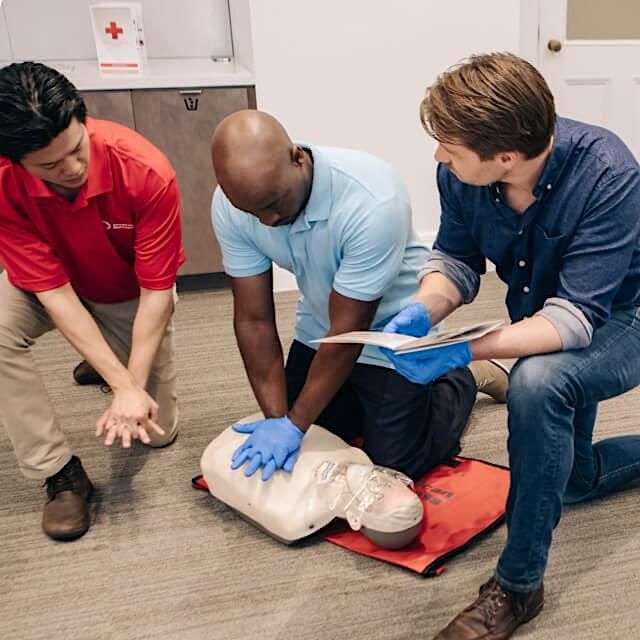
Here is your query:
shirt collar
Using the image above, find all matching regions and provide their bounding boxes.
[531,116,572,199]
[21,117,113,207]
[290,143,332,233]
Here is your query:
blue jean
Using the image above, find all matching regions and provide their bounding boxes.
[496,307,640,593]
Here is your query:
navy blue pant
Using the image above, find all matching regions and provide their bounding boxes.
[285,340,477,479]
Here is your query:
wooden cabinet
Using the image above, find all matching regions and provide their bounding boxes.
[79,86,255,278]
[132,87,252,275]
[80,90,135,130]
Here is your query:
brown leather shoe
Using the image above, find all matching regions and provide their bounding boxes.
[432,577,544,639]
[42,456,94,541]
[468,360,510,403]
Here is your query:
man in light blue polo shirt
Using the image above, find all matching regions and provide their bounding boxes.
[210,110,506,483]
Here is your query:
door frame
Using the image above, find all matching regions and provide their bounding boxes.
[519,0,542,66]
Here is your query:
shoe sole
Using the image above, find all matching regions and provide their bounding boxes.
[146,431,179,449]
[48,527,90,542]
[488,359,510,377]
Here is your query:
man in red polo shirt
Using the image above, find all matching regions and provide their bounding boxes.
[0,62,185,541]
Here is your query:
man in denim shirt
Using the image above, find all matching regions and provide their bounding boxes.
[384,53,640,639]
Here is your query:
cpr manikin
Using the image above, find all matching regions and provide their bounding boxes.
[200,414,424,549]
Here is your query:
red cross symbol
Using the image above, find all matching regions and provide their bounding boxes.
[105,21,123,40]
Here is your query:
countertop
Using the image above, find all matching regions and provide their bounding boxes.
[46,57,254,91]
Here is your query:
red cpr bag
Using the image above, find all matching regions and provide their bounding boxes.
[192,456,509,576]
[324,456,509,576]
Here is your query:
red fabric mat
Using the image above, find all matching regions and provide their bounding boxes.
[324,457,509,575]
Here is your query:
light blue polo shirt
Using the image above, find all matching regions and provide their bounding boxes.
[211,144,430,368]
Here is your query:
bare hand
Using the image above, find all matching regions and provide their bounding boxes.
[95,385,165,447]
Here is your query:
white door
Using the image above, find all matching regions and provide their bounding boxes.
[538,0,640,160]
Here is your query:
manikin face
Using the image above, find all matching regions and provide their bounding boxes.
[20,117,90,191]
[434,141,509,186]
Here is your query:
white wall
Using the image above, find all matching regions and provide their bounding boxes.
[249,1,523,289]
[0,6,12,62]
[2,0,233,61]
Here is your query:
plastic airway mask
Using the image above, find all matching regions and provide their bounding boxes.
[316,461,424,536]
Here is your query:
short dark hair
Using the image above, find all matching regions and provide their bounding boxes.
[0,61,87,162]
[420,52,556,160]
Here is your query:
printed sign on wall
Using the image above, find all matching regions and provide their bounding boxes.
[89,2,146,75]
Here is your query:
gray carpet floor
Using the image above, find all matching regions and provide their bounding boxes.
[1,273,639,640]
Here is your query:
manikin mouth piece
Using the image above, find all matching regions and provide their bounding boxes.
[316,461,424,549]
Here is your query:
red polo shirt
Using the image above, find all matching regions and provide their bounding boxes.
[0,117,185,303]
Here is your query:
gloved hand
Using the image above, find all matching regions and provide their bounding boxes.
[381,341,472,385]
[231,416,304,481]
[383,302,431,337]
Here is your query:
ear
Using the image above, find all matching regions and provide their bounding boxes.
[498,151,517,168]
[291,144,306,167]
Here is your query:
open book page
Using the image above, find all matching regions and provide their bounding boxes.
[392,320,504,353]
[311,331,418,350]
[312,320,504,353]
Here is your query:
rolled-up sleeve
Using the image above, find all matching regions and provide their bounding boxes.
[419,249,481,304]
[556,169,640,334]
[536,297,593,350]
[420,165,486,303]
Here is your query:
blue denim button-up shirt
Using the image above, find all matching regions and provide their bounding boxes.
[421,117,640,350]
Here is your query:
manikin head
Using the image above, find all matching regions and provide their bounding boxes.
[0,62,90,192]
[420,52,556,186]
[211,110,313,227]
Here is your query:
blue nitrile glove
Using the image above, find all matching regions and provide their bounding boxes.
[381,341,472,385]
[231,416,304,481]
[383,302,432,338]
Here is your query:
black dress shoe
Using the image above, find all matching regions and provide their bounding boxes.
[72,360,105,386]
[432,576,544,639]
[42,456,94,541]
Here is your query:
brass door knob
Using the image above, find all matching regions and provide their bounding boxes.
[547,39,562,52]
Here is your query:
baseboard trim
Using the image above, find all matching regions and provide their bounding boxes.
[177,272,230,292]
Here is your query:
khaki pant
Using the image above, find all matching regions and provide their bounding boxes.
[0,272,178,480]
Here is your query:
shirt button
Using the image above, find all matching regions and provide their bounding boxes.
[518,259,526,267]
[517,229,523,235]
[522,285,530,294]
[546,184,552,190]
[495,197,500,203]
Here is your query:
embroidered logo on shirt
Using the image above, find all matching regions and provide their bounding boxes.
[102,220,134,231]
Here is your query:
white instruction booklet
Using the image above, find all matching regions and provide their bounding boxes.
[312,320,504,354]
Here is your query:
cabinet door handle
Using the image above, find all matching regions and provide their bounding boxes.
[178,90,202,95]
